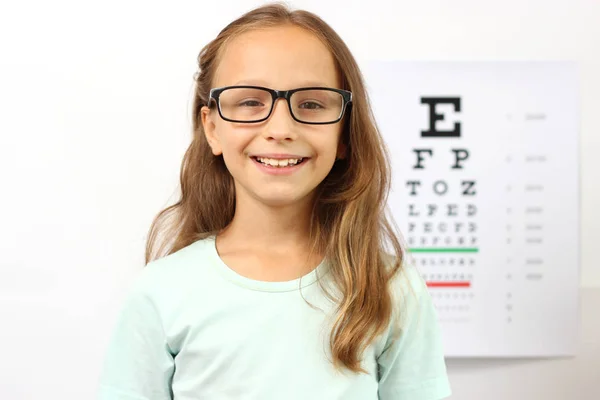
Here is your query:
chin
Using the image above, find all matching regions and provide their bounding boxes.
[257,195,303,208]
[254,189,315,208]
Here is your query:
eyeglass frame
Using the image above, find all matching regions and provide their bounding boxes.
[207,85,353,125]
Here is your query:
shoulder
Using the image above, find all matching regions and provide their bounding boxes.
[377,251,438,347]
[126,237,217,308]
[376,254,452,399]
[104,236,221,359]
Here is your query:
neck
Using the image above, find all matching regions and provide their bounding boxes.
[218,190,315,253]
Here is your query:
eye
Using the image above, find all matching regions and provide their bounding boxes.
[238,99,264,107]
[298,101,324,110]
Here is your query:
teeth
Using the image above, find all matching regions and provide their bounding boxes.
[256,157,303,167]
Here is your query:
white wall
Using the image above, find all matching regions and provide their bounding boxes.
[0,0,597,398]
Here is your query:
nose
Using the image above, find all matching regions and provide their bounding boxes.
[262,98,297,141]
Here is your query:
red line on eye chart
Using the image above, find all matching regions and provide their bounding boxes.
[426,281,472,288]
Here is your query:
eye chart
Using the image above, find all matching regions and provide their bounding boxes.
[363,62,579,357]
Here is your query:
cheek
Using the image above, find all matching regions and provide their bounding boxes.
[318,127,344,157]
[215,124,255,155]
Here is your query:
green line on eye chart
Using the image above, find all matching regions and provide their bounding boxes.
[409,248,479,253]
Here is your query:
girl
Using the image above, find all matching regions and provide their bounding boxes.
[98,3,451,400]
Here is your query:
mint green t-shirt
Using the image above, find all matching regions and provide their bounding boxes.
[98,236,451,399]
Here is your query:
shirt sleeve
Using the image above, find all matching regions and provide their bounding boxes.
[98,270,175,400]
[377,264,452,400]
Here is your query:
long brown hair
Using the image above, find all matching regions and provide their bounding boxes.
[145,2,406,374]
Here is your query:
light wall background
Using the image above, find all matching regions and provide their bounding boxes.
[0,0,598,399]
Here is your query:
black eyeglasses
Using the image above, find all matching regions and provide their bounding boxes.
[208,85,352,125]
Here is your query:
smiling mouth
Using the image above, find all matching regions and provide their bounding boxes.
[251,156,308,168]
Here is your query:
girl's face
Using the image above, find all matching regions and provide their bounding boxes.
[201,25,346,208]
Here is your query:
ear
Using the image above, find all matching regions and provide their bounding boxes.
[201,106,223,156]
